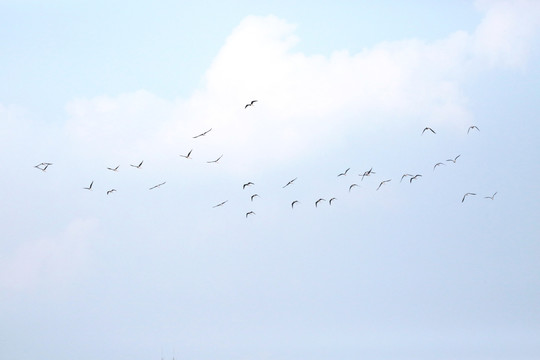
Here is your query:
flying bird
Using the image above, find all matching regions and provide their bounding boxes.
[349,184,359,192]
[433,162,445,171]
[179,150,192,159]
[291,200,300,209]
[35,164,49,171]
[376,179,391,191]
[243,182,254,189]
[245,211,256,218]
[207,155,223,164]
[422,127,436,135]
[107,165,119,171]
[213,200,228,208]
[250,194,259,201]
[409,174,422,183]
[446,155,461,163]
[400,174,413,182]
[462,193,476,203]
[315,198,326,207]
[360,168,375,181]
[84,181,93,190]
[149,182,166,190]
[106,189,116,195]
[193,128,212,138]
[283,177,297,188]
[484,192,497,200]
[468,125,480,134]
[244,100,258,108]
[329,197,337,205]
[130,160,143,169]
[338,168,350,177]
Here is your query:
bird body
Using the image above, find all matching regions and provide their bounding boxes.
[244,100,258,108]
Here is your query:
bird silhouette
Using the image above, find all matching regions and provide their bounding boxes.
[213,200,228,208]
[243,182,254,189]
[193,128,212,138]
[433,162,445,171]
[338,168,350,177]
[422,127,436,135]
[462,193,476,203]
[244,100,258,108]
[484,192,497,200]
[376,179,391,191]
[130,161,143,169]
[245,211,256,218]
[107,165,119,171]
[409,174,422,183]
[84,181,93,190]
[250,194,259,201]
[446,155,461,163]
[291,200,300,209]
[149,182,166,190]
[207,155,223,164]
[349,184,359,192]
[400,174,413,182]
[106,189,116,195]
[315,198,326,207]
[179,150,192,159]
[468,126,480,134]
[283,178,297,188]
[329,198,337,205]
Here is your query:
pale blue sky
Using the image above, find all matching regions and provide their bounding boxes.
[1,1,540,360]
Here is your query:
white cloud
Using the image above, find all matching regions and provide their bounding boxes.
[0,218,98,292]
[62,2,540,173]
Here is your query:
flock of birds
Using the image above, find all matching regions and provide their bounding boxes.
[33,100,497,219]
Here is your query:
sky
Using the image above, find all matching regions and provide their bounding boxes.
[1,1,540,359]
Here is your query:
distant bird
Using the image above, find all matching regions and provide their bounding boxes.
[409,174,422,183]
[376,179,391,191]
[291,200,300,209]
[84,181,93,190]
[250,194,259,202]
[243,182,254,189]
[329,197,337,205]
[360,168,375,181]
[433,162,445,171]
[468,125,480,134]
[283,177,297,188]
[130,160,143,169]
[446,155,461,163]
[422,127,436,135]
[349,184,359,192]
[245,211,256,218]
[244,100,258,108]
[484,192,497,200]
[213,200,228,208]
[35,164,49,171]
[106,189,116,195]
[149,182,166,190]
[400,174,413,182]
[338,168,350,177]
[315,198,326,207]
[193,128,212,138]
[179,150,192,159]
[207,155,223,164]
[462,193,476,203]
[107,165,119,171]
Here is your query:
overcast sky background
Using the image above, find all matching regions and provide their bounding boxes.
[1,1,540,359]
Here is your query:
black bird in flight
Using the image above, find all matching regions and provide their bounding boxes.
[243,182,254,189]
[245,211,256,218]
[35,164,49,171]
[446,155,461,163]
[400,174,413,182]
[376,179,391,191]
[107,165,119,171]
[283,177,297,188]
[106,189,116,195]
[291,200,300,209]
[433,162,445,171]
[207,155,223,164]
[84,181,94,190]
[349,184,359,192]
[245,100,258,108]
[193,128,212,138]
[250,194,259,202]
[422,127,436,135]
[462,193,476,203]
[360,168,375,181]
[149,182,166,190]
[484,192,497,200]
[315,198,326,207]
[338,168,350,177]
[409,174,422,183]
[213,200,228,208]
[468,125,480,134]
[130,160,143,169]
[329,197,337,205]
[179,150,192,159]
